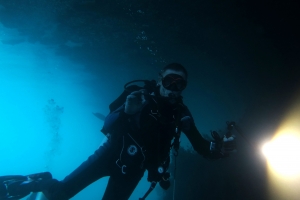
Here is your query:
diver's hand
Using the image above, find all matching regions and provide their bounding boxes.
[210,131,236,158]
[221,135,237,155]
[125,90,146,115]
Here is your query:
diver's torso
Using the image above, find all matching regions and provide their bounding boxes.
[109,98,180,174]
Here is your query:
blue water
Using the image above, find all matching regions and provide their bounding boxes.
[0,24,160,200]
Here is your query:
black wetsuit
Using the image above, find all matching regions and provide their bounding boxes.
[38,96,212,200]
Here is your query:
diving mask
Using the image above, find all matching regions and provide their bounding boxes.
[161,74,187,91]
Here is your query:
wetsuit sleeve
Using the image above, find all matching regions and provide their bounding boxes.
[101,105,127,135]
[183,124,211,156]
[181,108,211,156]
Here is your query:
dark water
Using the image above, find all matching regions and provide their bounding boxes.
[0,0,299,199]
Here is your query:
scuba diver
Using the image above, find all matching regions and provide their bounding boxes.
[0,63,236,200]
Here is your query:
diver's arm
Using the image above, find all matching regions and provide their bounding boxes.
[184,123,229,159]
[101,105,124,135]
[180,107,211,156]
[183,124,211,156]
[181,107,225,159]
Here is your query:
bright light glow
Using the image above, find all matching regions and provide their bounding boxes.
[262,134,300,177]
[265,93,300,200]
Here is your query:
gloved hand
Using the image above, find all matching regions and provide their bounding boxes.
[210,131,236,158]
[222,135,236,155]
[125,90,146,115]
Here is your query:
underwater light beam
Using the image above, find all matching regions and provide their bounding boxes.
[262,92,300,200]
[262,134,300,177]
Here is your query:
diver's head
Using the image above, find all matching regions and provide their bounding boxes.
[157,63,188,99]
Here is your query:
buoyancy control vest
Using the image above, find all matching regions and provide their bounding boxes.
[143,98,182,179]
[105,80,185,180]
